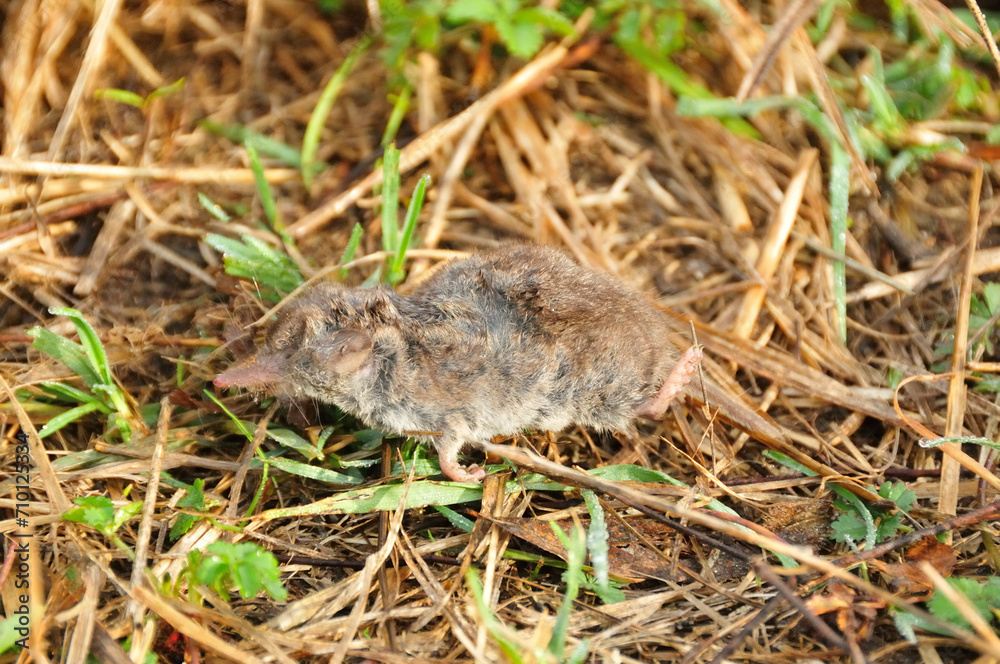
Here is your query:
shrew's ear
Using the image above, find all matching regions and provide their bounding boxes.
[325,328,373,374]
[360,286,400,323]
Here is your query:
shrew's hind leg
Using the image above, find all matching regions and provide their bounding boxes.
[636,346,703,419]
[433,434,486,483]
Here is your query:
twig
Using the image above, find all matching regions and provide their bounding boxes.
[963,0,1000,80]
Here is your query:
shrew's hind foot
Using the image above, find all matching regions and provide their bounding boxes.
[636,345,703,420]
[434,436,487,483]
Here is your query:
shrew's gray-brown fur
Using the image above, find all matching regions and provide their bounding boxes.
[215,244,777,482]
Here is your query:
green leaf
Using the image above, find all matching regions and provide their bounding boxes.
[984,283,1000,314]
[587,464,678,483]
[829,141,850,342]
[514,7,576,36]
[879,481,916,511]
[987,124,1000,145]
[497,16,544,58]
[974,375,1000,393]
[391,455,446,477]
[444,0,499,23]
[465,568,523,661]
[63,496,115,530]
[831,481,914,545]
[831,509,868,544]
[970,294,990,320]
[171,479,207,540]
[892,609,922,642]
[28,310,133,440]
[0,611,28,654]
[353,428,386,447]
[567,639,591,664]
[927,577,1000,631]
[832,490,878,548]
[192,541,287,601]
[266,427,323,461]
[111,501,143,531]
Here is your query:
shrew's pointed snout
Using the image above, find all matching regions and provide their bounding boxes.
[214,355,286,389]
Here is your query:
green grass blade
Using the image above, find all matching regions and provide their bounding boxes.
[245,460,269,519]
[203,233,261,261]
[257,481,484,518]
[37,381,105,405]
[829,142,850,342]
[465,569,524,663]
[263,456,363,485]
[388,173,430,284]
[27,327,106,398]
[338,222,364,280]
[200,120,307,170]
[514,7,576,36]
[763,451,858,503]
[198,192,231,222]
[204,390,255,440]
[146,77,186,104]
[676,94,794,117]
[618,35,760,138]
[380,144,401,254]
[381,85,412,148]
[245,137,280,231]
[204,233,304,297]
[567,639,591,664]
[549,523,585,656]
[581,489,611,597]
[47,307,112,386]
[241,235,294,266]
[94,88,145,108]
[432,504,475,533]
[302,36,372,188]
[38,401,106,439]
[361,264,383,287]
[391,456,444,477]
